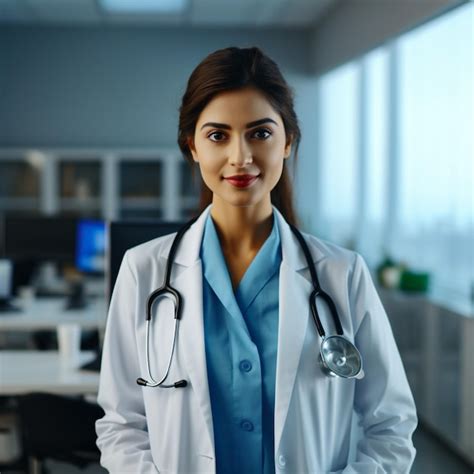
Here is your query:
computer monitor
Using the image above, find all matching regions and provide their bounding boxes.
[0,258,21,311]
[4,215,77,262]
[79,219,185,372]
[0,259,13,300]
[75,219,107,275]
[108,221,184,303]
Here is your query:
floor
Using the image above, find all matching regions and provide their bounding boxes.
[411,425,472,474]
[3,425,472,473]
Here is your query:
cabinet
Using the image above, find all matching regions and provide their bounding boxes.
[0,154,41,214]
[378,287,474,465]
[119,159,163,219]
[0,149,201,221]
[59,158,102,217]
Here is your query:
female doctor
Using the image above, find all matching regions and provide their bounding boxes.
[96,46,417,474]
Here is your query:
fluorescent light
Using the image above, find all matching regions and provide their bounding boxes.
[100,0,187,14]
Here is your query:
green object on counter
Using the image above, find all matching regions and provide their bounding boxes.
[399,270,430,292]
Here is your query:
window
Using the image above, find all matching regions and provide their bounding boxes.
[394,2,473,300]
[314,2,474,305]
[318,62,359,248]
[359,47,390,266]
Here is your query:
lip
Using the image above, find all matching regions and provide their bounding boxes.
[224,174,260,188]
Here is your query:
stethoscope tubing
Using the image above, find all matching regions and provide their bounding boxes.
[137,211,363,388]
[137,214,200,388]
[288,223,344,338]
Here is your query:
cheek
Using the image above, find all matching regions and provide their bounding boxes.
[262,159,285,189]
[198,158,221,178]
[197,160,224,190]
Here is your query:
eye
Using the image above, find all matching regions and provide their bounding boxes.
[253,128,272,140]
[207,131,227,142]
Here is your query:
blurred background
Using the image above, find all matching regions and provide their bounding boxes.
[0,0,472,473]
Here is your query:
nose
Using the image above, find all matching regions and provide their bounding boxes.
[228,137,253,167]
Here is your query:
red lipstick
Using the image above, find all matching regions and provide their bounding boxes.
[224,174,259,188]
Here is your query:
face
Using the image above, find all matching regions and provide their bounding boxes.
[187,87,292,210]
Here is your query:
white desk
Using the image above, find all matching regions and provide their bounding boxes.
[0,297,107,331]
[0,350,100,395]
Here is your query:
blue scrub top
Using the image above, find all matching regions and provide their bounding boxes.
[200,210,282,474]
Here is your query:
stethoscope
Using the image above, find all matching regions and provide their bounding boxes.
[137,212,364,389]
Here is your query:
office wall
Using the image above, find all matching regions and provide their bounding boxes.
[0,25,312,148]
[310,0,468,74]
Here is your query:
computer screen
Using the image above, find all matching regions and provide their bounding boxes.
[108,221,184,303]
[0,259,13,299]
[4,215,77,262]
[75,219,107,275]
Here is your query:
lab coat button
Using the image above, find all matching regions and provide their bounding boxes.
[240,420,254,431]
[239,360,252,372]
[277,454,287,468]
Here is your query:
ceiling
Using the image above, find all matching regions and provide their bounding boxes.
[0,0,337,28]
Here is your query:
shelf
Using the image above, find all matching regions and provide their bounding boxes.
[120,197,162,209]
[0,198,40,211]
[0,149,192,222]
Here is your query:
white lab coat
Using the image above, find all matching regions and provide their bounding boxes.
[96,204,417,474]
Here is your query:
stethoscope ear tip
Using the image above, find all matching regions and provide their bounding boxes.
[137,378,148,386]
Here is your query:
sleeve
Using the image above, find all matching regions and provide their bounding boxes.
[95,250,160,474]
[334,253,418,474]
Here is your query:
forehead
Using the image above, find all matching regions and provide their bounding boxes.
[197,87,282,126]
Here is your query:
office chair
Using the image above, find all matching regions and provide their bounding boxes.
[17,392,104,474]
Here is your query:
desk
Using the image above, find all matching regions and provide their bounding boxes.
[0,351,100,395]
[0,297,107,331]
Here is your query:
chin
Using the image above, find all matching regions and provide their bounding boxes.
[219,192,267,209]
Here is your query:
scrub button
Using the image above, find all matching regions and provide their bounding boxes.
[277,454,287,468]
[240,420,254,431]
[239,360,252,372]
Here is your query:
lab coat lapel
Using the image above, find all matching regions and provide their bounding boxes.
[166,205,215,458]
[272,207,325,454]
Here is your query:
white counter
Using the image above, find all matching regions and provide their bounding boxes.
[379,287,474,466]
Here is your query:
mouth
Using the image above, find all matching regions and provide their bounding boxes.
[223,174,260,188]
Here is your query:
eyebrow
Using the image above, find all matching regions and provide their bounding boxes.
[200,117,278,131]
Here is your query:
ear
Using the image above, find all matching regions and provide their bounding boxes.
[284,134,293,160]
[187,136,199,163]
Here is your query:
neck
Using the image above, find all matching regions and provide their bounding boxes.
[209,197,274,256]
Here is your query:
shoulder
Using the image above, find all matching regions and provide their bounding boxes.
[298,231,374,304]
[122,231,178,273]
[300,231,359,269]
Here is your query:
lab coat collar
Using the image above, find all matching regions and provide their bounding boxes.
[168,203,325,272]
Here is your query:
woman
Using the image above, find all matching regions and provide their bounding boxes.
[96,46,417,473]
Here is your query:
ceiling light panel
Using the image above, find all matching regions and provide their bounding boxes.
[100,0,188,13]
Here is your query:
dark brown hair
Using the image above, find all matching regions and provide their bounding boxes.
[177,46,301,226]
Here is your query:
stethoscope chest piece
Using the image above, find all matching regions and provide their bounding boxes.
[319,335,364,379]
